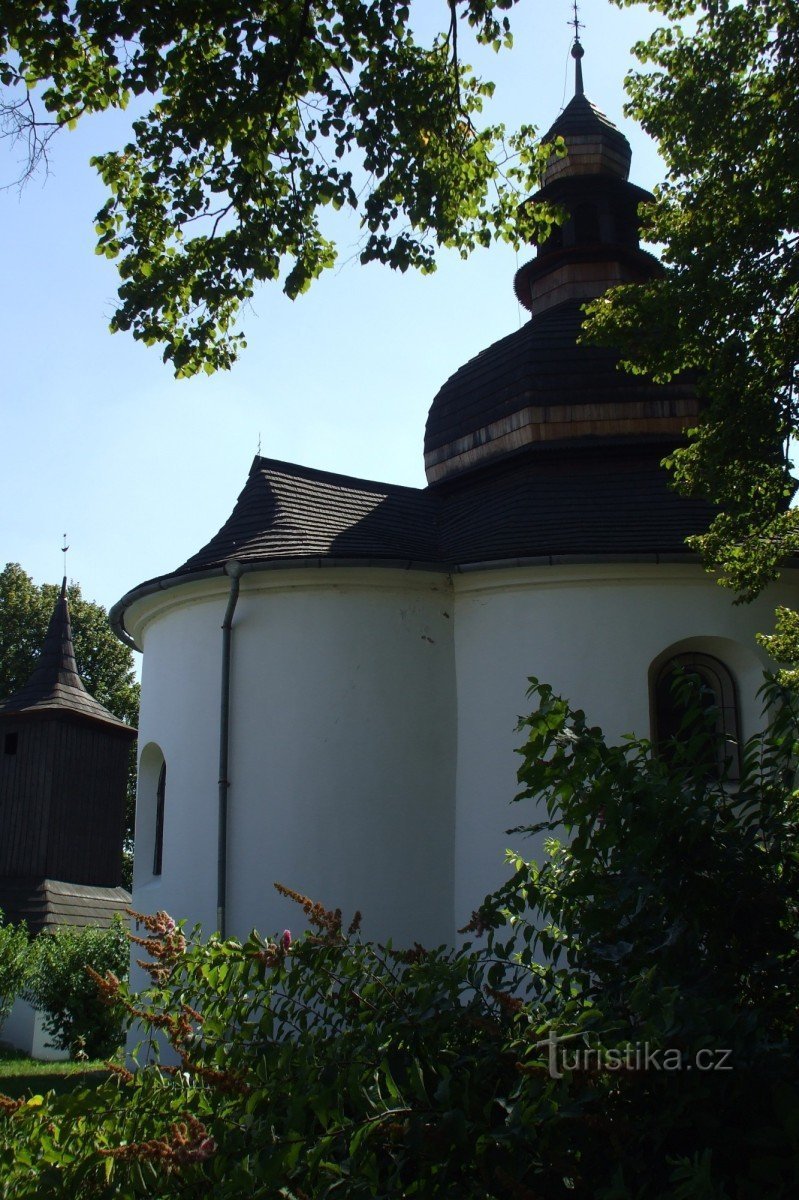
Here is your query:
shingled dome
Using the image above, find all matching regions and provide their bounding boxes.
[423,300,697,483]
[423,44,693,484]
[111,43,711,644]
[542,92,632,182]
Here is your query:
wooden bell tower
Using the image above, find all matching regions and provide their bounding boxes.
[0,580,136,932]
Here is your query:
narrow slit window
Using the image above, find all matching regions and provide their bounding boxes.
[4,732,18,756]
[153,761,166,876]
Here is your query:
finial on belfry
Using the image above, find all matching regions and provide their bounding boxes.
[61,534,69,594]
[570,0,584,42]
[569,1,585,96]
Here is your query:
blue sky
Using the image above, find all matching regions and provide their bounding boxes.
[0,0,665,630]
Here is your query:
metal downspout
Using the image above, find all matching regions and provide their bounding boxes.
[218,560,243,939]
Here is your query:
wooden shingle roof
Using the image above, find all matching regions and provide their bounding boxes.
[112,442,714,640]
[423,300,696,459]
[437,444,713,565]
[0,580,134,735]
[542,91,631,164]
[0,878,130,936]
[171,459,442,574]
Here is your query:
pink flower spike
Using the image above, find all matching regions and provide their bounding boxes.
[281,929,292,951]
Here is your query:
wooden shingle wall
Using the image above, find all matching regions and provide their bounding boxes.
[0,715,129,887]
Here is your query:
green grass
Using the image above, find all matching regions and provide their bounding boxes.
[0,1044,115,1097]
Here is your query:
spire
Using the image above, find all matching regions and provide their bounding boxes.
[539,15,632,188]
[569,1,585,95]
[572,38,585,97]
[0,581,133,731]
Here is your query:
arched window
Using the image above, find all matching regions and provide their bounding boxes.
[136,742,167,888]
[653,652,741,781]
[153,761,166,876]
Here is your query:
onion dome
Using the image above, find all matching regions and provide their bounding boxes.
[539,40,632,185]
[0,579,134,733]
[424,42,696,485]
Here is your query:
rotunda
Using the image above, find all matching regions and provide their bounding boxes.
[112,48,798,946]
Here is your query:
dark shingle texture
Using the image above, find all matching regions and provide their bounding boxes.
[437,446,712,564]
[174,460,442,573]
[543,91,631,163]
[157,444,712,583]
[0,879,130,936]
[0,583,133,733]
[115,305,711,618]
[424,301,695,455]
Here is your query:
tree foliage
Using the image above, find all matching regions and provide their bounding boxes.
[0,1,555,377]
[1,677,798,1197]
[586,0,799,662]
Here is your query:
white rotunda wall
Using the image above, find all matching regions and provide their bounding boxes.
[127,569,457,948]
[126,559,799,959]
[450,562,799,926]
[130,578,231,933]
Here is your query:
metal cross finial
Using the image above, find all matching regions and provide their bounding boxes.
[570,0,584,42]
[61,533,69,579]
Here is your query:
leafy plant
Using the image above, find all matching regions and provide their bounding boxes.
[25,919,129,1060]
[1,678,798,1196]
[0,911,30,1028]
[477,674,799,1194]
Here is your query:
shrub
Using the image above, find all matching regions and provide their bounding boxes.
[25,917,129,1060]
[0,678,797,1197]
[0,912,30,1027]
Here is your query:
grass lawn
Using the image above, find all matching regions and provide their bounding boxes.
[0,1044,114,1098]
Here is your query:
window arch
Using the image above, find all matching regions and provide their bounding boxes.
[652,652,741,781]
[135,742,167,888]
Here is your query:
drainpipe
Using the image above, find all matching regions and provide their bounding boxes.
[217,559,243,939]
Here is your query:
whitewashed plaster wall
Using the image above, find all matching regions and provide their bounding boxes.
[130,578,229,935]
[1,998,69,1061]
[126,562,798,958]
[450,563,799,924]
[127,569,456,949]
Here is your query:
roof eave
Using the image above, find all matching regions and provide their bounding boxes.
[110,557,452,651]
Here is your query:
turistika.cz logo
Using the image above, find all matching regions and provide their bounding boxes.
[541,1031,733,1079]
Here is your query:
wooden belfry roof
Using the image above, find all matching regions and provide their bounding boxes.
[0,579,134,734]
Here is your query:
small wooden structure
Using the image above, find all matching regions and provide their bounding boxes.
[0,580,136,1056]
